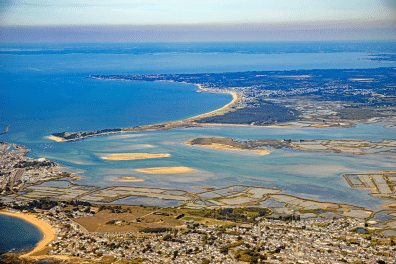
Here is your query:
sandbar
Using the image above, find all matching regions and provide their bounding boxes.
[0,211,56,257]
[102,153,171,160]
[310,124,331,127]
[186,142,270,155]
[266,125,302,128]
[113,176,145,182]
[135,166,196,174]
[46,135,66,142]
[349,78,374,82]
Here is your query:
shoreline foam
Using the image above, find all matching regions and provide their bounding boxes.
[0,211,56,258]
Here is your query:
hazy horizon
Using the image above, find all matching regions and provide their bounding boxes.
[1,0,395,42]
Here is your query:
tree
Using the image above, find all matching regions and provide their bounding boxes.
[220,246,229,254]
[163,234,172,241]
[105,220,116,225]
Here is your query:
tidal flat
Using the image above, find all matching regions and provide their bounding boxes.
[22,123,395,213]
[2,42,396,226]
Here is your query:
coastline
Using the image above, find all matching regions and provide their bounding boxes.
[185,84,240,122]
[0,211,56,257]
[48,84,241,142]
[46,79,365,143]
[0,125,10,135]
[46,135,66,142]
[184,139,271,155]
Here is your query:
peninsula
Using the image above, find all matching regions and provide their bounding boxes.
[50,67,396,142]
[185,137,396,159]
[185,137,271,155]
[0,125,10,135]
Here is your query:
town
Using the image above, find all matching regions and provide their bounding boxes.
[1,139,396,263]
[87,67,396,126]
[2,66,396,262]
[1,199,396,263]
[0,142,66,196]
[51,67,396,142]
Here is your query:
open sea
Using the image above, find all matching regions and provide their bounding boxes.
[1,41,396,250]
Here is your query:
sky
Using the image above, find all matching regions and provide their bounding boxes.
[0,0,395,42]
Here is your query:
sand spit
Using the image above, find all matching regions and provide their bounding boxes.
[0,211,56,258]
[125,88,241,130]
[48,87,242,142]
[310,124,332,127]
[101,153,171,161]
[199,143,271,155]
[113,176,145,182]
[46,135,66,142]
[135,166,196,174]
[266,125,302,128]
[185,138,271,155]
[186,86,240,121]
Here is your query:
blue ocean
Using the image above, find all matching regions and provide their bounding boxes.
[0,214,43,254]
[1,41,395,143]
[1,41,396,213]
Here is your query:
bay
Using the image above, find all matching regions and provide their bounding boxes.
[1,42,395,145]
[1,41,396,211]
[0,214,43,254]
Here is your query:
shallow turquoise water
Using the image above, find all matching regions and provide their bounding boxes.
[29,123,395,210]
[1,42,396,211]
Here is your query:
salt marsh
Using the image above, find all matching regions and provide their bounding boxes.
[5,122,395,213]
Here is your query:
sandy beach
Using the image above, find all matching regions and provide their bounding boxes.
[101,153,171,160]
[310,124,332,127]
[208,143,270,155]
[130,87,241,129]
[135,166,196,174]
[186,141,271,155]
[186,86,240,122]
[0,211,56,257]
[265,125,303,128]
[46,135,66,142]
[47,86,242,142]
